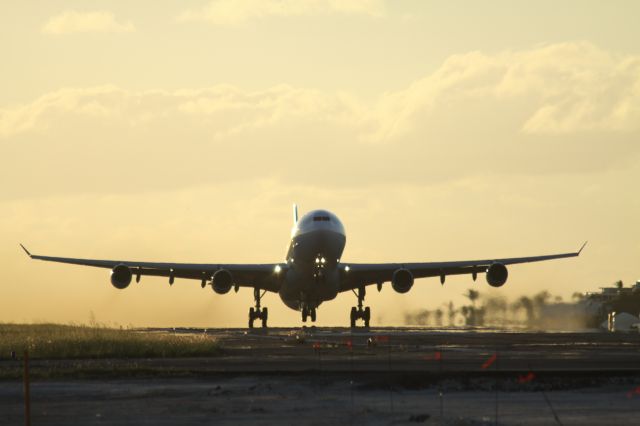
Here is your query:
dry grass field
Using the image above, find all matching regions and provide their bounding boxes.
[0,323,222,359]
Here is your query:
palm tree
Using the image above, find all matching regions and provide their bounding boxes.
[447,301,457,326]
[571,292,585,302]
[461,306,472,326]
[513,296,534,324]
[434,309,443,327]
[461,289,481,326]
[465,289,480,308]
[533,291,551,308]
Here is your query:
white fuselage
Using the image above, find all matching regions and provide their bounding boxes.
[278,209,346,311]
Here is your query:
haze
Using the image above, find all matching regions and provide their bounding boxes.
[1,1,639,327]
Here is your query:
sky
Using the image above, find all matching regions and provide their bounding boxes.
[1,0,639,327]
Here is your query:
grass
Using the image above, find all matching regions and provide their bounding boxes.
[0,323,222,359]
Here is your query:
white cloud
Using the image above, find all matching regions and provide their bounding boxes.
[3,42,639,141]
[0,85,359,139]
[1,42,639,202]
[369,42,640,141]
[42,10,135,34]
[178,0,385,25]
[0,86,127,137]
[6,43,638,140]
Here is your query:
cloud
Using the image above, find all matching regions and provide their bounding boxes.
[1,42,639,202]
[2,43,638,139]
[42,10,135,34]
[178,0,385,25]
[369,42,640,141]
[0,85,359,139]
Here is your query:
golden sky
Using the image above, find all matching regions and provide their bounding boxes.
[1,1,639,327]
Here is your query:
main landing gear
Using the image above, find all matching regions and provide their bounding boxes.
[350,286,371,328]
[249,287,268,329]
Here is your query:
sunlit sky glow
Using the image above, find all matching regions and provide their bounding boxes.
[1,1,639,327]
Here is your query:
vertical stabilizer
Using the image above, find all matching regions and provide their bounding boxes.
[292,203,299,225]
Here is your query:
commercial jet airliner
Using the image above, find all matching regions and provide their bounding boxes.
[21,205,586,328]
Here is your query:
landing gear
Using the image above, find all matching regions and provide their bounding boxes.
[350,286,371,328]
[301,305,317,323]
[248,288,268,329]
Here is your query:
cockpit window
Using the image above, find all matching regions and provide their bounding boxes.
[313,216,330,222]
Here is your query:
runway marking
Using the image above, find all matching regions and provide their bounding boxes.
[626,386,640,399]
[423,351,442,361]
[517,372,536,384]
[481,353,497,369]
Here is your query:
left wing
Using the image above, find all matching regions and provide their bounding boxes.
[20,245,284,292]
[339,242,587,291]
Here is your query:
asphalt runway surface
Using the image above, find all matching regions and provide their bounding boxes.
[2,327,640,425]
[140,326,640,373]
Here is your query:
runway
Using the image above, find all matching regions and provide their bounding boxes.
[2,327,640,425]
[135,326,640,374]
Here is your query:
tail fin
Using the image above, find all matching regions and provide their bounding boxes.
[292,203,299,226]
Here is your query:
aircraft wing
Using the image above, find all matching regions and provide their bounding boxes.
[19,245,284,292]
[339,242,587,291]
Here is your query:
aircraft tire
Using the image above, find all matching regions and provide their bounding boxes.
[248,307,255,329]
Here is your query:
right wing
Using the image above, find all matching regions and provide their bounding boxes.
[20,245,284,292]
[339,242,587,291]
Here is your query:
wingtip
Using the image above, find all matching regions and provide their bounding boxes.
[19,243,32,257]
[578,241,588,255]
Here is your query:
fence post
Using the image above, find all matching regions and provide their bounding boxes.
[24,349,31,426]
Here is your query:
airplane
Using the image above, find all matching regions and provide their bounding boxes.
[20,205,586,328]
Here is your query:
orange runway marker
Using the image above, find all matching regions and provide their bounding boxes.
[517,372,535,384]
[481,353,497,369]
[423,351,442,361]
[626,386,640,399]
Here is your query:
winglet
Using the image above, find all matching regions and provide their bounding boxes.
[578,241,588,255]
[292,203,299,226]
[19,244,32,257]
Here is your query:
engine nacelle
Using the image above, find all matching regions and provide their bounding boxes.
[486,263,508,287]
[391,268,414,293]
[111,264,132,289]
[212,269,233,294]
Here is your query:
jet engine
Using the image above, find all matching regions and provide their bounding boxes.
[212,269,233,294]
[391,268,414,293]
[486,263,508,287]
[111,264,132,289]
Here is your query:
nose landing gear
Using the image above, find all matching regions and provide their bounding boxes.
[350,286,370,328]
[301,304,317,323]
[248,287,268,329]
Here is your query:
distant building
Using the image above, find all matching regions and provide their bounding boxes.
[585,280,640,302]
[583,280,640,328]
